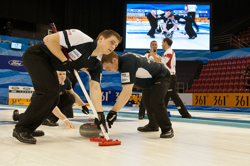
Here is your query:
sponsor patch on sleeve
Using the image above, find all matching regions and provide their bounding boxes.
[68,49,82,60]
[121,72,130,83]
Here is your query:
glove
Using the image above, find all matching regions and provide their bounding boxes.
[62,60,76,74]
[94,112,108,133]
[81,105,89,115]
[106,110,117,128]
[162,31,167,35]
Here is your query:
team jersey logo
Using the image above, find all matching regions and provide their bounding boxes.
[80,68,88,71]
[67,30,72,35]
[121,72,130,83]
[68,49,82,60]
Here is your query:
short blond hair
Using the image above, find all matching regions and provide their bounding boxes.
[102,51,118,64]
[96,30,122,43]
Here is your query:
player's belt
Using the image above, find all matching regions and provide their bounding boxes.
[170,72,175,75]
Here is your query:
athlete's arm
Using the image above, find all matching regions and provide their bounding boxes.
[66,89,85,106]
[111,84,134,112]
[52,106,75,129]
[89,79,103,112]
[43,33,68,62]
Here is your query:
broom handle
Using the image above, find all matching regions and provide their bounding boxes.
[50,23,110,140]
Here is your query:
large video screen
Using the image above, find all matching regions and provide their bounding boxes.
[125,3,211,50]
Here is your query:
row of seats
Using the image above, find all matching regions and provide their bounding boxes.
[194,76,246,84]
[186,88,250,93]
[199,71,245,78]
[186,56,250,93]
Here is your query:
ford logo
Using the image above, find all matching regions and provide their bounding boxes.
[23,87,31,90]
[11,87,19,90]
[8,60,23,67]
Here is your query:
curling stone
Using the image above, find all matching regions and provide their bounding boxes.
[79,123,101,138]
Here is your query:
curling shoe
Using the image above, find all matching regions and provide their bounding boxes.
[13,129,36,144]
[42,119,59,126]
[32,130,45,137]
[137,124,159,132]
[12,109,19,121]
[182,113,192,119]
[160,128,174,138]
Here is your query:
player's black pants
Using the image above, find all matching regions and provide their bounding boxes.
[17,93,75,122]
[138,95,145,117]
[188,12,199,31]
[147,13,157,36]
[142,74,172,133]
[15,45,60,133]
[164,75,190,116]
[185,22,196,38]
[46,93,75,122]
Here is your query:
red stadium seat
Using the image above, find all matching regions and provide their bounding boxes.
[230,71,236,76]
[224,82,229,88]
[220,77,225,83]
[233,82,239,89]
[212,89,218,93]
[198,89,203,93]
[214,82,219,88]
[222,88,228,93]
[228,82,234,88]
[226,71,231,76]
[236,60,242,65]
[226,66,232,71]
[239,82,245,88]
[228,88,233,93]
[233,88,239,93]
[218,82,224,88]
[215,77,220,82]
[194,89,199,93]
[221,72,226,77]
[209,83,214,89]
[224,77,230,82]
[208,89,213,93]
[239,88,245,93]
[217,89,223,93]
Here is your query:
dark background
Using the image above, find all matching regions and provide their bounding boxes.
[0,0,250,51]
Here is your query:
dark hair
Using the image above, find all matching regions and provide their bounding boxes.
[102,51,118,64]
[166,9,171,12]
[96,30,122,43]
[150,40,157,45]
[163,37,173,46]
[169,14,174,18]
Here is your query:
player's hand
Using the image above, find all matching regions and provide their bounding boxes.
[81,105,89,115]
[149,49,156,56]
[62,60,76,74]
[63,119,75,129]
[107,110,117,128]
[162,31,167,35]
[94,112,108,133]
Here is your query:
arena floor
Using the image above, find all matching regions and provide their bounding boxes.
[0,104,249,166]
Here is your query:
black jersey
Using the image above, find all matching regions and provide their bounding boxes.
[38,29,103,83]
[174,15,192,24]
[158,13,169,23]
[118,52,169,88]
[59,77,72,95]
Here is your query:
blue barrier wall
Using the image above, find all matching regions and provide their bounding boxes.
[124,48,250,63]
[0,69,122,104]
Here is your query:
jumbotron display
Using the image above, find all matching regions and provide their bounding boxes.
[125,3,211,50]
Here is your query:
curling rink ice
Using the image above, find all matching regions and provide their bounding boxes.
[126,21,210,50]
[0,104,250,166]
